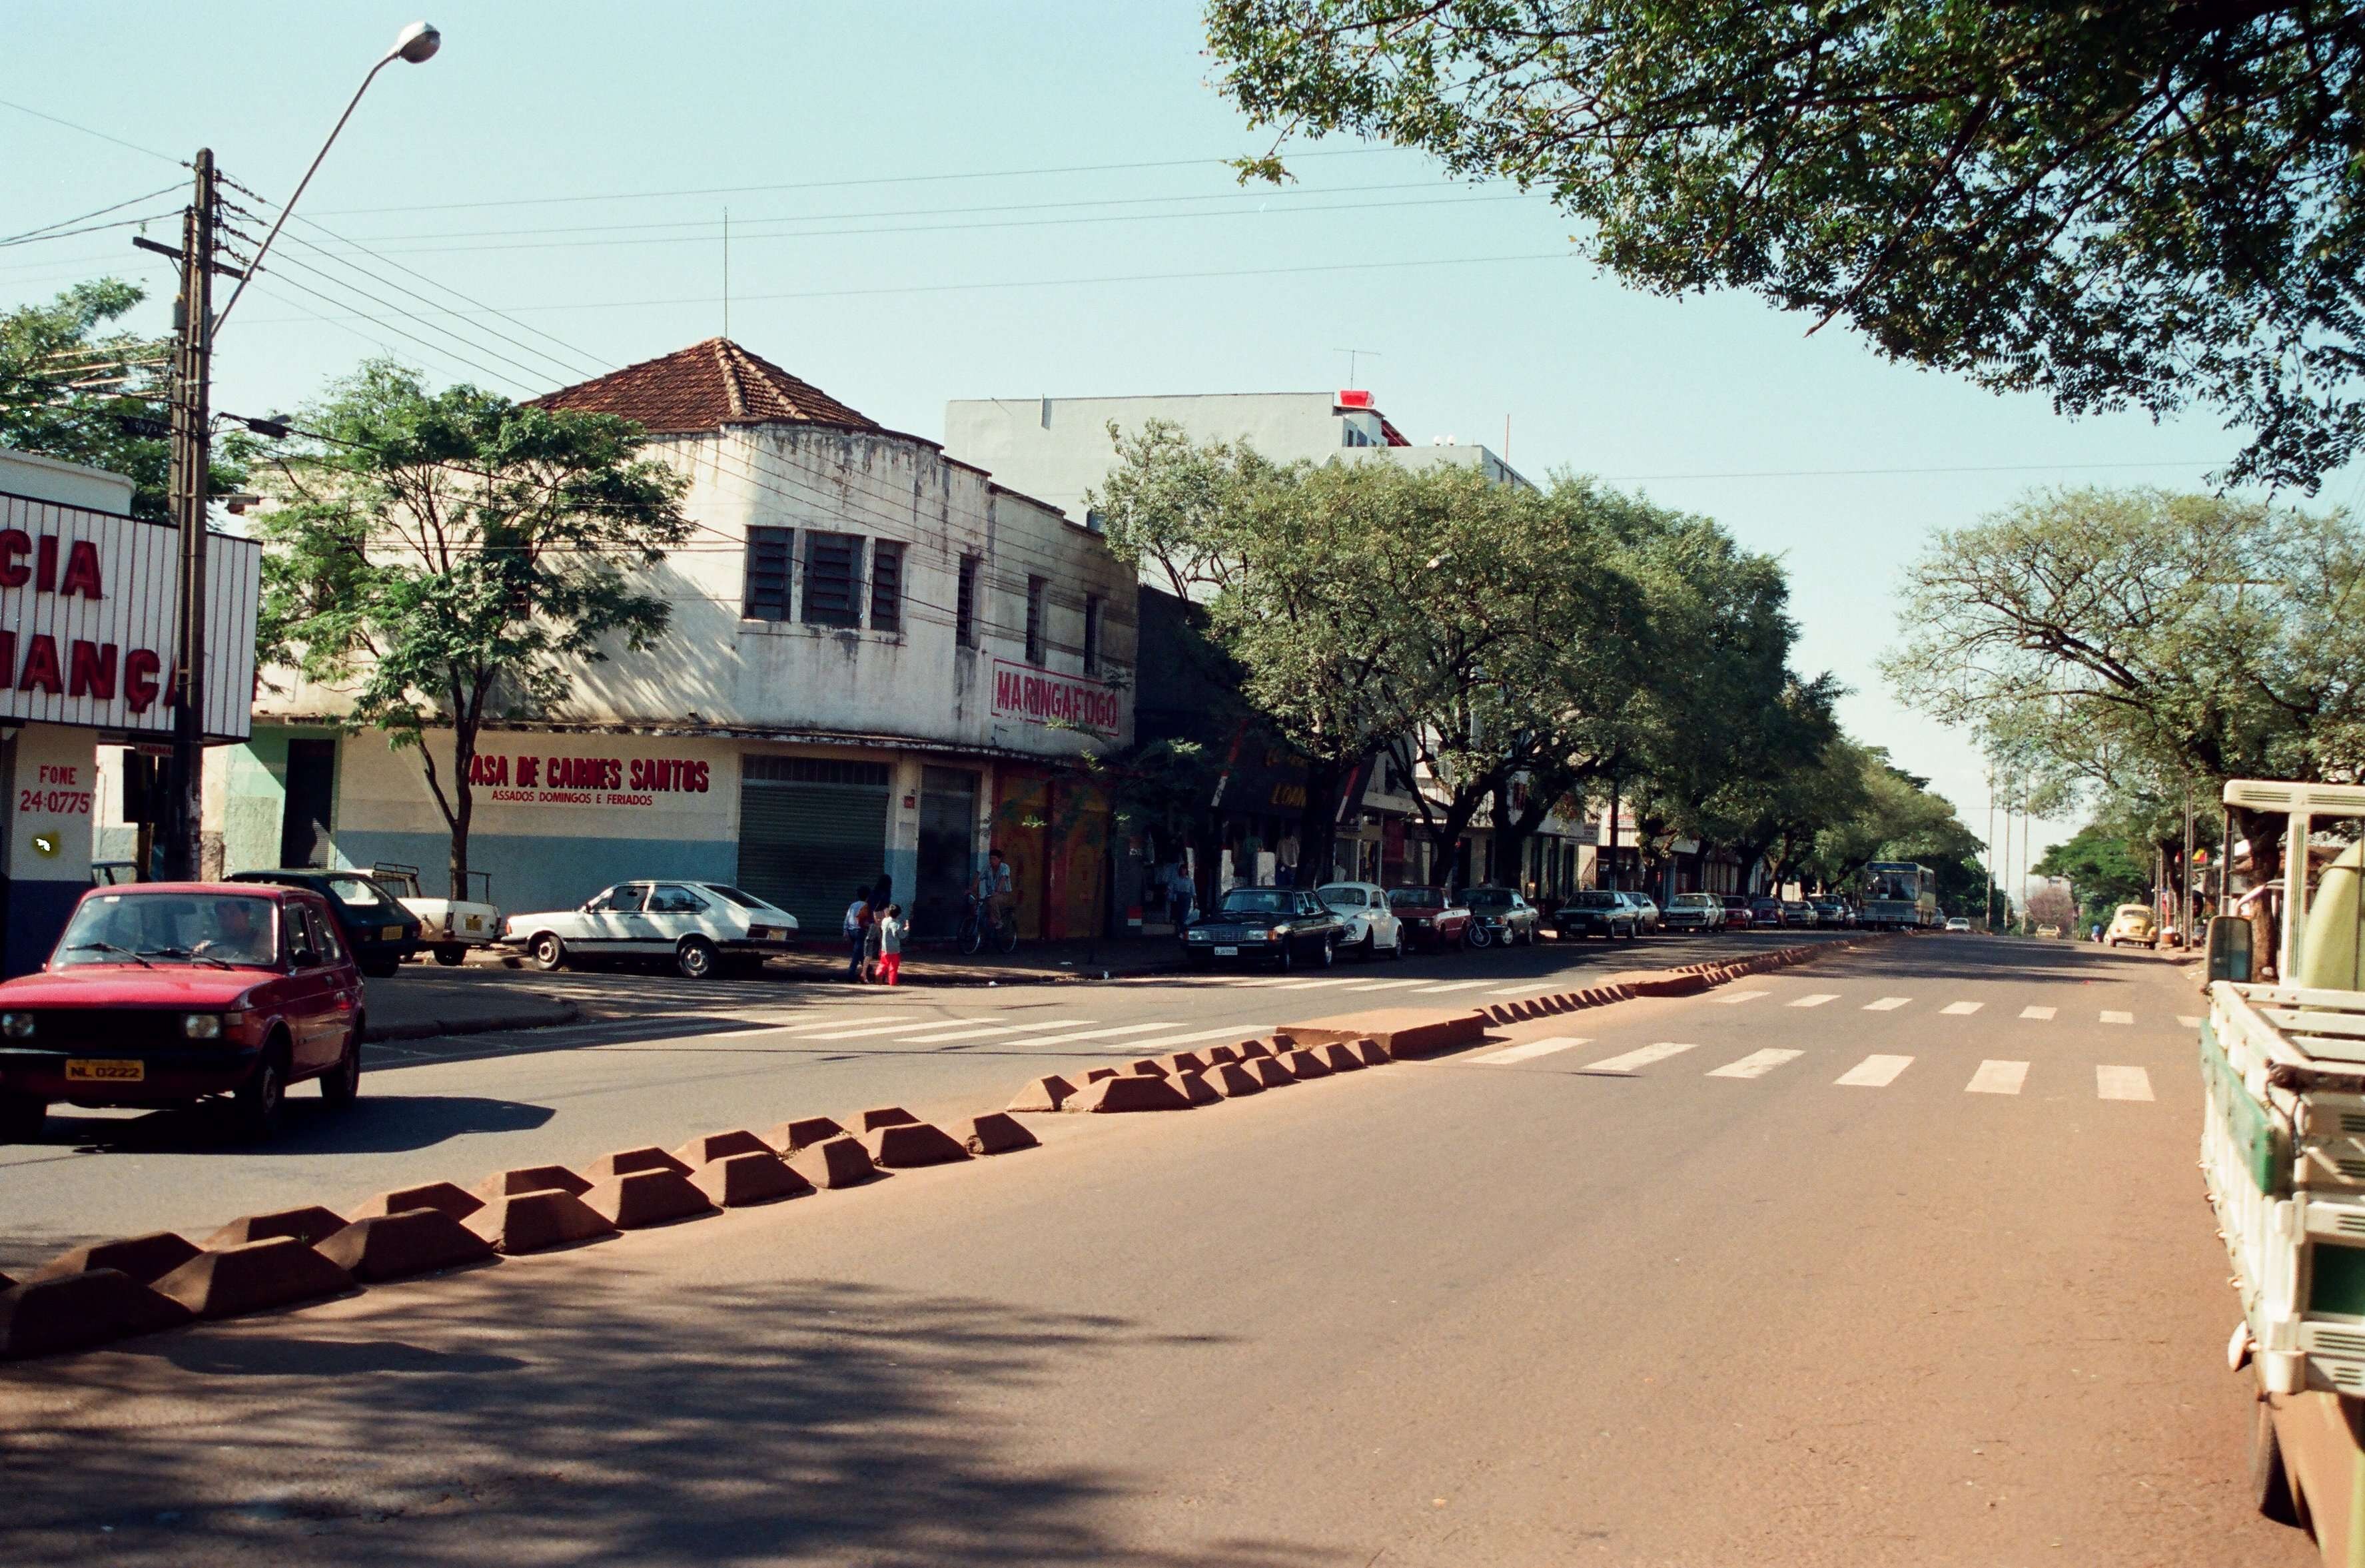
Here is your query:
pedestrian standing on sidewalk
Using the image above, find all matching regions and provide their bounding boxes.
[877,903,905,986]
[861,902,886,983]
[843,886,871,980]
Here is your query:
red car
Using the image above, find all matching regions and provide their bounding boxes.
[0,882,365,1143]
[1386,885,1475,951]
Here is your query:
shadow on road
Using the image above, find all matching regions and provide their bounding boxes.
[33,1094,556,1158]
[0,1272,1326,1568]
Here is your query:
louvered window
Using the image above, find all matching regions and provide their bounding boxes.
[801,531,863,628]
[956,556,980,647]
[871,541,905,633]
[1083,593,1103,675]
[743,526,793,621]
[1025,576,1047,664]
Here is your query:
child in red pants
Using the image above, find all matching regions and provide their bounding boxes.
[877,902,905,986]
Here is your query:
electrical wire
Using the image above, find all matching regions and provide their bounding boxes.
[0,183,185,247]
[0,96,182,165]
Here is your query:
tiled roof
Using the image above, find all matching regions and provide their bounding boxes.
[531,338,877,435]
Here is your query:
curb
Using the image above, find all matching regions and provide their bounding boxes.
[365,1000,582,1043]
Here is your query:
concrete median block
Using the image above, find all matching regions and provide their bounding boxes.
[863,1120,972,1168]
[1203,1044,1242,1064]
[316,1210,496,1283]
[1199,1060,1266,1096]
[674,1130,773,1168]
[155,1238,354,1320]
[964,1112,1041,1155]
[585,1168,717,1229]
[588,1146,692,1181]
[465,1189,618,1254]
[1278,1006,1487,1060]
[1165,1050,1210,1074]
[1173,1070,1222,1107]
[1237,1039,1274,1059]
[1006,1074,1077,1112]
[0,1270,192,1360]
[857,1106,920,1132]
[1313,1042,1365,1072]
[1279,1047,1332,1078]
[1083,1067,1120,1083]
[31,1231,201,1286]
[1125,1058,1171,1078]
[473,1164,592,1203]
[691,1151,813,1208]
[1243,1054,1297,1087]
[787,1134,878,1190]
[1352,1037,1392,1067]
[1067,1073,1193,1112]
[203,1205,348,1251]
[355,1182,484,1224]
[767,1115,846,1153]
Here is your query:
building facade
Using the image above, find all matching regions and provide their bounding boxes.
[183,340,1136,944]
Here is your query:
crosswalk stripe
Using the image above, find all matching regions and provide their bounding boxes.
[1268,977,1362,991]
[891,1018,1091,1044]
[1581,1040,1701,1074]
[1413,980,1497,994]
[1967,1059,2029,1094]
[1941,1001,1985,1016]
[1714,990,1768,1005]
[1471,1036,1592,1066]
[804,1017,961,1040]
[2178,1015,2203,1028]
[1116,1023,1282,1052]
[2100,1010,2134,1025]
[1836,1054,1913,1087]
[1863,997,1911,1011]
[1788,994,1839,1008]
[2097,1065,2154,1102]
[1345,979,1432,993]
[1488,984,1558,997]
[1709,1048,1803,1079]
[769,1012,921,1036]
[1013,1022,1178,1048]
[2020,1005,2057,1020]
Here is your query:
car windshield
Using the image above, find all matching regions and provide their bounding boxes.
[1387,888,1444,908]
[55,892,279,969]
[1219,890,1290,915]
[1752,899,1780,910]
[1316,885,1365,907]
[1466,889,1513,909]
[1673,894,1715,908]
[1564,892,1617,909]
[326,875,397,912]
[702,885,783,913]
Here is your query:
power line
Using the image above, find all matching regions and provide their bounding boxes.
[1596,459,2218,482]
[0,183,185,247]
[0,96,181,165]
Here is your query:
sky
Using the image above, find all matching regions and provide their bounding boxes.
[4,2,2322,882]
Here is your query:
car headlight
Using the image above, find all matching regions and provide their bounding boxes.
[1186,929,1208,942]
[1266,927,1287,941]
[0,1011,32,1040]
[183,1012,224,1040]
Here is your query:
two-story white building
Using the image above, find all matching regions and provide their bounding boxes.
[198,340,1136,943]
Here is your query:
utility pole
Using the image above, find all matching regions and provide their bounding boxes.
[161,149,218,882]
[2182,785,2197,944]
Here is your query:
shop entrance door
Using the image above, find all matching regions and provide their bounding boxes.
[280,739,336,868]
[913,767,977,943]
[737,757,891,937]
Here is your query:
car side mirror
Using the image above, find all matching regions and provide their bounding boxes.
[2206,917,2252,985]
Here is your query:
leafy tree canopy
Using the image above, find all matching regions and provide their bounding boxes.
[1207,1,2365,490]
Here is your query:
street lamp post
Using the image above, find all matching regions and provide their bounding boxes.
[157,23,439,880]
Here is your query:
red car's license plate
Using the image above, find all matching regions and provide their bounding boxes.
[65,1058,145,1084]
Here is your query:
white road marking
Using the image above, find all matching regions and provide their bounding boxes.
[2100,1010,2134,1025]
[759,1012,921,1036]
[2178,1015,2203,1028]
[891,1018,1091,1044]
[1471,1036,1592,1066]
[2019,1006,2057,1020]
[1488,984,1559,997]
[1714,990,1769,1005]
[1835,1054,1914,1087]
[1708,1048,1803,1079]
[1581,1040,1701,1074]
[1412,980,1496,994]
[1011,1022,1179,1048]
[1940,1001,1985,1016]
[802,1016,963,1040]
[1117,1023,1283,1051]
[1345,979,1432,993]
[1966,1059,2029,1095]
[1788,993,1839,1008]
[1267,977,1363,991]
[2097,1065,2155,1102]
[1863,997,1911,1011]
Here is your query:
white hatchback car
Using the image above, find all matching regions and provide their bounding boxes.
[502,881,800,979]
[1316,881,1406,959]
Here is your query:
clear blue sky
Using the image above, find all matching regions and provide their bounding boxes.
[5,2,2313,877]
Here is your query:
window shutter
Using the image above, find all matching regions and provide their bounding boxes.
[871,541,905,632]
[743,527,793,621]
[801,532,864,627]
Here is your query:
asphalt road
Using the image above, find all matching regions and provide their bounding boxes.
[0,934,2306,1567]
[0,926,1845,1272]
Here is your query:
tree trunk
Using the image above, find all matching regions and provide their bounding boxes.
[1295,752,1352,888]
[449,719,476,903]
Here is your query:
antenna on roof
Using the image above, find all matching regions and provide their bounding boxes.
[1334,346,1381,384]
[721,207,731,338]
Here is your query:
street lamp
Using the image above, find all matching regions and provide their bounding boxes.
[211,21,441,335]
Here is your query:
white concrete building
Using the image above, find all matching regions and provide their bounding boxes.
[209,341,1136,943]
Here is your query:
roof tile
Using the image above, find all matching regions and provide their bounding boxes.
[531,338,876,435]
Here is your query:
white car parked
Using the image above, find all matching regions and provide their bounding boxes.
[1316,881,1406,959]
[502,881,800,979]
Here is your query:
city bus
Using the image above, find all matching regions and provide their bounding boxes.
[1859,862,1939,929]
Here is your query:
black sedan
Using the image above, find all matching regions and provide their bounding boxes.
[1181,887,1348,971]
[1552,889,1643,940]
[1462,886,1542,948]
[228,869,420,979]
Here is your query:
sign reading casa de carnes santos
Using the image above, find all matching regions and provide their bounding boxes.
[468,749,713,809]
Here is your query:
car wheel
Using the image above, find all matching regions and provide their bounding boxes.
[319,1022,362,1108]
[1320,936,1338,968]
[530,932,568,971]
[1467,923,1494,950]
[1278,940,1297,973]
[1391,929,1406,960]
[232,1042,289,1143]
[676,935,719,980]
[0,1094,46,1144]
[433,944,466,967]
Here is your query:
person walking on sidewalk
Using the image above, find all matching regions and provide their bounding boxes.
[843,886,872,980]
[877,903,905,986]
[861,902,886,983]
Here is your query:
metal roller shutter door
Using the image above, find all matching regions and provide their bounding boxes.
[737,759,891,937]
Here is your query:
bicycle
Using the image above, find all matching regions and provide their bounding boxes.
[957,893,1020,956]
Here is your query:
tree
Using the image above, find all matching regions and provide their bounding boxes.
[0,279,245,520]
[255,362,692,899]
[2027,885,2081,932]
[1208,3,2365,491]
[1685,676,1851,891]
